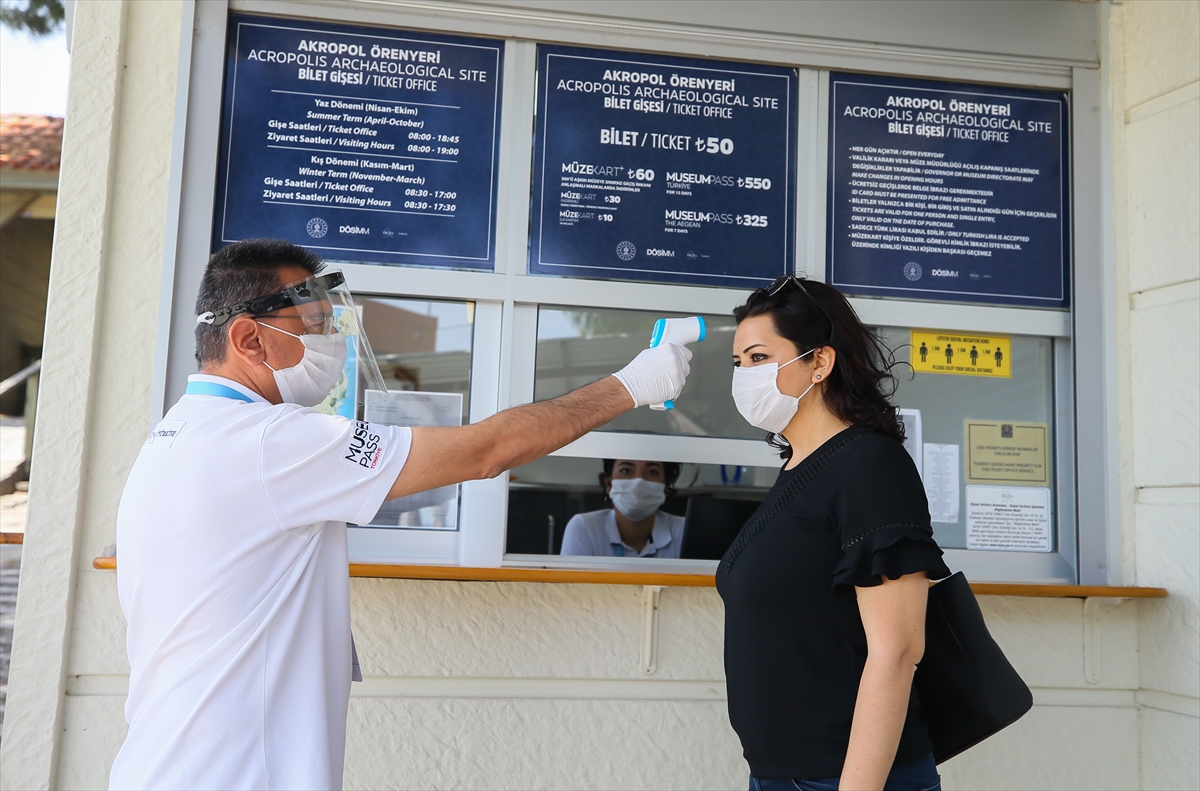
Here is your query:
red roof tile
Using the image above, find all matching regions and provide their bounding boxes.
[0,115,64,171]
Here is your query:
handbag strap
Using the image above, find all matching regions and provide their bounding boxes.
[722,432,860,570]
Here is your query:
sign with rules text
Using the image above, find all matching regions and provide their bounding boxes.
[910,330,1010,377]
[965,420,1049,484]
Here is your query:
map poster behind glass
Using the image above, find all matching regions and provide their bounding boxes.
[827,73,1070,308]
[530,45,797,288]
[213,15,503,269]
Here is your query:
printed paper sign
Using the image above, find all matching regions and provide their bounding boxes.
[363,389,463,530]
[213,16,503,268]
[966,485,1052,552]
[530,45,798,287]
[826,73,1070,309]
[364,388,462,428]
[965,420,1048,484]
[922,443,960,524]
[910,330,1011,378]
[898,408,923,476]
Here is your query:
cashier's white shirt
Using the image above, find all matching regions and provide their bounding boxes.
[559,508,685,558]
[109,375,410,791]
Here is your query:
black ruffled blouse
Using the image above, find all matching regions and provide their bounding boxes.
[716,426,951,781]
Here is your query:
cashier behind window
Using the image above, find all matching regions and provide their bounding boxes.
[560,458,684,558]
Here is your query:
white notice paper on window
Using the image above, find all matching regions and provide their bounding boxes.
[966,485,1052,552]
[898,409,922,476]
[365,389,462,428]
[363,390,463,530]
[922,443,959,523]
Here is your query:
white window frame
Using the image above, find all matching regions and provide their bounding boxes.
[154,0,1112,583]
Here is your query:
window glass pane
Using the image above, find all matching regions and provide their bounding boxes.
[535,306,762,439]
[356,297,473,529]
[882,328,1057,552]
[359,297,473,424]
[506,456,776,558]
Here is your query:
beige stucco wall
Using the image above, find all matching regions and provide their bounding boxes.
[1110,1,1200,789]
[1,1,1196,790]
[1,1,185,789]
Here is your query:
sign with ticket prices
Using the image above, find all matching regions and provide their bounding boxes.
[530,45,798,288]
[213,15,503,268]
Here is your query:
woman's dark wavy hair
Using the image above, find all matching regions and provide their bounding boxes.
[733,276,906,459]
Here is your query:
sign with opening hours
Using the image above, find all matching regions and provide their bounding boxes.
[530,45,798,288]
[827,73,1070,308]
[212,15,503,268]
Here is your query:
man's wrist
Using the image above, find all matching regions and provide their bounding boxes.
[609,372,639,408]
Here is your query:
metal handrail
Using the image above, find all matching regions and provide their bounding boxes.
[0,359,41,396]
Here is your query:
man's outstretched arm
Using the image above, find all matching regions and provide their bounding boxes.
[387,343,691,499]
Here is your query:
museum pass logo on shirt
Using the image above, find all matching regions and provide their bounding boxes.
[343,420,386,470]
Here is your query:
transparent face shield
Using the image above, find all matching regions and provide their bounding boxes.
[197,270,387,420]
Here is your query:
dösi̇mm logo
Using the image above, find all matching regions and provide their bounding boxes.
[306,218,328,238]
[903,261,922,281]
[931,268,959,278]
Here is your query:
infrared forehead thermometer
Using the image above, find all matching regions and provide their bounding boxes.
[649,316,706,411]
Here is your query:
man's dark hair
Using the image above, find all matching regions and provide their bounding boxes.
[194,239,324,366]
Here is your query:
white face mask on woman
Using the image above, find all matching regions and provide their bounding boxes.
[258,321,348,407]
[609,477,667,521]
[731,348,818,434]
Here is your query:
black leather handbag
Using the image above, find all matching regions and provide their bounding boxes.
[914,572,1033,764]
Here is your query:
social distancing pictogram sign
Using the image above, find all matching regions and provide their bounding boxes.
[910,330,1011,378]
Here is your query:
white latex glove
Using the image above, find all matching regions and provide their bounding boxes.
[611,342,693,408]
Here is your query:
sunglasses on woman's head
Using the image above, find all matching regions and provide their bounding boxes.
[766,275,837,344]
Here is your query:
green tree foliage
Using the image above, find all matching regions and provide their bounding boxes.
[0,0,64,36]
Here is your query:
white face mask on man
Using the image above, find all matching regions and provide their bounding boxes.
[731,348,819,434]
[609,477,667,521]
[257,321,348,407]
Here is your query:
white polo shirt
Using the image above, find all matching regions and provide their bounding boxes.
[559,508,685,558]
[110,375,410,791]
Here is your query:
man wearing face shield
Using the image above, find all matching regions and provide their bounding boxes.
[109,239,692,791]
[560,459,685,558]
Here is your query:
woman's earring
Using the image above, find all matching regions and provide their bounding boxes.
[815,374,822,379]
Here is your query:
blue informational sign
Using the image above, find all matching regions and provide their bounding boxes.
[827,73,1070,308]
[213,15,503,269]
[530,45,797,288]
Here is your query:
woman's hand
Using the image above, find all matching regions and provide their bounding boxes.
[839,572,929,791]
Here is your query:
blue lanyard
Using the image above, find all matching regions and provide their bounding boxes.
[185,381,255,403]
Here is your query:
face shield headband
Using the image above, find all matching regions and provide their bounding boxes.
[196,270,388,419]
[196,271,347,329]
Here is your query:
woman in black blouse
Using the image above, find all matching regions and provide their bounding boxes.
[718,275,951,791]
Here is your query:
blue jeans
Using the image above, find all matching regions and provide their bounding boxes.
[749,753,941,791]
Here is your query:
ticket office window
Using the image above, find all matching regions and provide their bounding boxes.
[880,328,1063,557]
[358,296,474,425]
[347,297,475,554]
[534,306,756,440]
[502,302,782,570]
[511,306,1073,581]
[506,457,776,563]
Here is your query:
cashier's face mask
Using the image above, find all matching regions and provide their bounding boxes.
[609,478,667,521]
[258,321,348,407]
[731,348,818,434]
